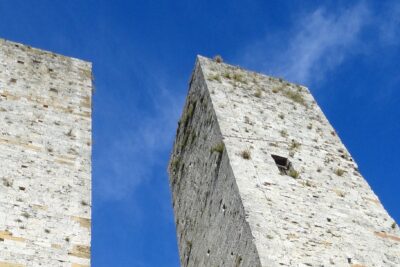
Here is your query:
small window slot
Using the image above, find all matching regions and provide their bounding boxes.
[271,154,292,175]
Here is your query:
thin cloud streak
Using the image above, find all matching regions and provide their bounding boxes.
[94,72,185,202]
[240,3,370,85]
[281,4,369,84]
[94,1,400,202]
[89,17,189,203]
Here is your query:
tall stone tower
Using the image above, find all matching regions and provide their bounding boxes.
[168,56,399,266]
[0,39,92,266]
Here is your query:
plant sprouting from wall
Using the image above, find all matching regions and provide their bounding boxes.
[211,143,225,154]
[289,140,301,150]
[334,168,345,176]
[241,149,251,160]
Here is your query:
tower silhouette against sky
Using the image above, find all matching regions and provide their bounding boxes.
[0,39,92,266]
[168,56,399,266]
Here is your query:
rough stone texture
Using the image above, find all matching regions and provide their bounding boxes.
[0,39,91,266]
[168,56,400,267]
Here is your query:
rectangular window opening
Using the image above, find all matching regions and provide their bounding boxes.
[271,154,292,175]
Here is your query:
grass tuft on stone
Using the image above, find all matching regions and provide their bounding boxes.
[289,140,301,150]
[233,72,245,83]
[211,143,225,154]
[240,149,251,160]
[208,74,221,82]
[213,55,223,63]
[283,90,306,106]
[334,168,345,176]
[254,89,262,98]
[170,158,181,171]
[2,178,12,187]
[288,169,300,179]
[280,130,288,138]
[180,102,195,128]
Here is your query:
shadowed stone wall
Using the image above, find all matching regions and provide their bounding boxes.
[168,62,261,266]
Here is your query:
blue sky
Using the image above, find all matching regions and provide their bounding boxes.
[0,1,399,266]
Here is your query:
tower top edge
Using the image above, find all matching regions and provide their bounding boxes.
[0,37,92,67]
[195,54,308,90]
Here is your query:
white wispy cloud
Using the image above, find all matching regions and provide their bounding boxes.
[281,4,369,84]
[94,66,185,202]
[94,0,400,202]
[240,2,370,85]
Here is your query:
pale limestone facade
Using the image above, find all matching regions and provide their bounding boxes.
[168,56,400,266]
[0,39,92,266]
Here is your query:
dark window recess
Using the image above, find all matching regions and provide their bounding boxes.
[271,154,293,175]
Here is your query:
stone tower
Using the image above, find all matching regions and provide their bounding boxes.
[168,56,399,266]
[0,39,92,266]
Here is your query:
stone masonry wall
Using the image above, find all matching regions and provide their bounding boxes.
[0,39,92,267]
[169,56,400,267]
[168,61,262,266]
